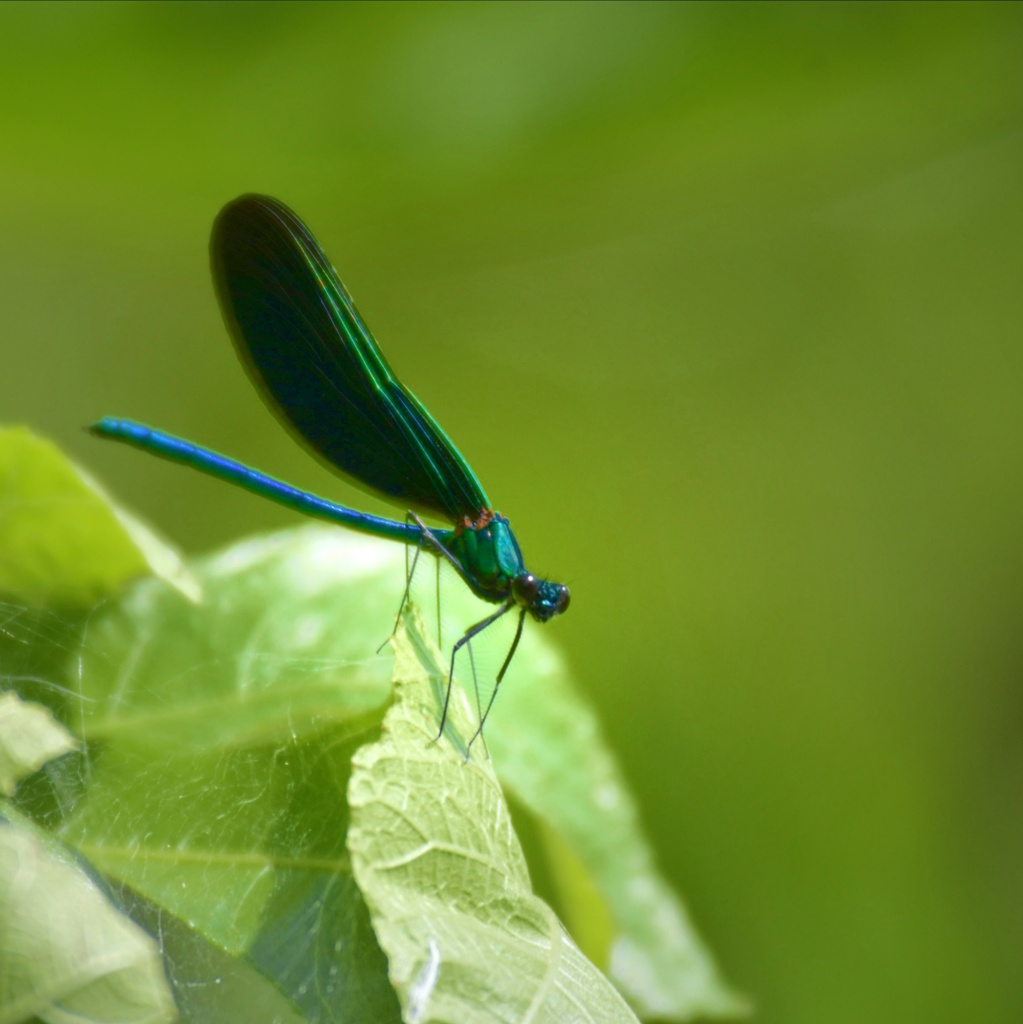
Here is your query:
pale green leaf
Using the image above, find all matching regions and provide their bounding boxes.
[348,610,641,1024]
[52,529,403,1024]
[411,543,746,1018]
[0,691,77,797]
[484,638,749,1019]
[0,427,193,606]
[0,815,175,1024]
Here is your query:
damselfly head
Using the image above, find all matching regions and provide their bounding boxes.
[512,573,570,622]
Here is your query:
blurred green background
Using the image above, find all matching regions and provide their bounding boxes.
[2,2,1021,1021]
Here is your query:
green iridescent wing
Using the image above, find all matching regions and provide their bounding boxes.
[211,194,490,523]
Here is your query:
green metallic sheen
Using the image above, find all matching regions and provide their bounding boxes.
[448,515,526,604]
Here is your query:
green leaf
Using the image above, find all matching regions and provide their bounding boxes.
[70,529,396,755]
[0,812,176,1024]
[0,427,194,607]
[0,691,77,797]
[401,534,744,1017]
[6,521,742,1020]
[484,641,749,1019]
[52,528,403,1024]
[3,421,739,1021]
[348,609,641,1024]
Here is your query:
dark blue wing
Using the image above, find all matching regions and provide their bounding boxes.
[210,195,490,523]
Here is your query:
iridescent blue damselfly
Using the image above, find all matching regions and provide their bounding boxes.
[92,195,569,751]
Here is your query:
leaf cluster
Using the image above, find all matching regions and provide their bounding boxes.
[0,427,743,1023]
